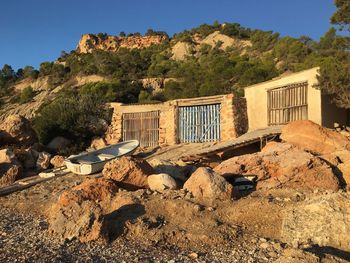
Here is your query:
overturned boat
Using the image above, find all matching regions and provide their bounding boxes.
[65,140,139,175]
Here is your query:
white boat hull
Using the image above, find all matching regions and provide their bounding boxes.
[64,140,139,175]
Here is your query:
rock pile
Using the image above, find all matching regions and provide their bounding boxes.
[0,114,64,185]
[0,114,38,147]
[215,142,340,192]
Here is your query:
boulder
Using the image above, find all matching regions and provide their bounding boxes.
[148,158,195,182]
[58,177,118,208]
[147,173,177,192]
[281,192,350,251]
[49,199,104,243]
[280,120,350,155]
[90,137,107,150]
[214,142,341,192]
[46,136,71,152]
[0,148,23,185]
[48,178,118,242]
[14,149,37,169]
[0,164,22,186]
[102,156,154,190]
[0,115,38,147]
[0,148,17,164]
[36,152,51,170]
[183,167,234,201]
[50,155,65,168]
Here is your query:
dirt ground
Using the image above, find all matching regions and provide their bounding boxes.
[1,170,349,262]
[1,140,350,262]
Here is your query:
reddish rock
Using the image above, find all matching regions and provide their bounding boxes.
[102,156,154,190]
[183,167,234,201]
[214,142,341,192]
[77,33,168,54]
[0,115,38,147]
[50,155,65,168]
[69,177,118,206]
[48,178,118,242]
[280,120,350,155]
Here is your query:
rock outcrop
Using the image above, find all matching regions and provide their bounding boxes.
[183,167,234,202]
[77,34,168,54]
[214,142,341,192]
[280,120,350,155]
[201,31,252,51]
[171,41,193,61]
[147,173,177,192]
[102,156,154,190]
[0,115,38,147]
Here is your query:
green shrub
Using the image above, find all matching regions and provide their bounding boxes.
[19,86,34,104]
[138,90,151,102]
[33,91,110,147]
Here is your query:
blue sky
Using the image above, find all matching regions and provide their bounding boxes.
[0,0,336,70]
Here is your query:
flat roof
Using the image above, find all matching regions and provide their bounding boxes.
[243,67,319,90]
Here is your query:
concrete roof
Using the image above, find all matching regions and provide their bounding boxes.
[243,67,320,90]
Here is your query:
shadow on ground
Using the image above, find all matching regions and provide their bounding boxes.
[304,245,350,261]
[102,203,146,241]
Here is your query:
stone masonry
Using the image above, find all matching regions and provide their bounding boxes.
[105,94,247,146]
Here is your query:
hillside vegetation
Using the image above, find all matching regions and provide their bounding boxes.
[1,22,349,106]
[0,3,349,146]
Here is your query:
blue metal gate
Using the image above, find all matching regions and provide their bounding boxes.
[178,104,220,143]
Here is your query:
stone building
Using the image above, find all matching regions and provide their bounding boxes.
[106,94,247,147]
[244,67,348,131]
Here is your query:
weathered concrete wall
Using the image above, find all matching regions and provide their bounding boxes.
[244,67,323,131]
[105,94,247,146]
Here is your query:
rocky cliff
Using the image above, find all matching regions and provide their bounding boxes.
[76,34,168,53]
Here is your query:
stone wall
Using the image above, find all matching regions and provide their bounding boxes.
[105,94,248,146]
[220,94,248,141]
